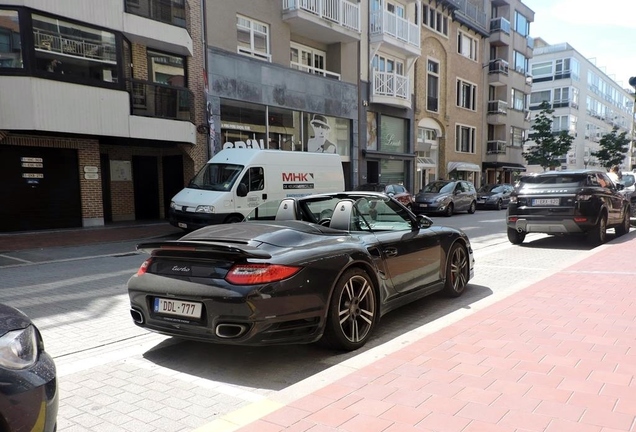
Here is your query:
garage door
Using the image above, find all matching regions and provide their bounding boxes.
[0,145,82,232]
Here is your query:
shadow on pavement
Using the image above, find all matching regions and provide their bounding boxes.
[141,283,493,391]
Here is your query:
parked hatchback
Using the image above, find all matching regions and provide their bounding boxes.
[507,169,631,245]
[413,180,477,217]
[476,183,514,210]
[0,303,58,432]
[355,183,414,209]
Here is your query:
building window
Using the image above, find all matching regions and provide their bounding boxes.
[455,124,476,153]
[531,61,552,79]
[456,79,477,110]
[513,50,527,74]
[422,4,448,36]
[290,43,330,78]
[511,88,526,111]
[380,115,407,153]
[511,127,525,147]
[457,31,477,61]
[514,11,530,37]
[555,58,579,80]
[426,59,439,112]
[237,15,270,61]
[530,90,550,107]
[32,14,118,82]
[552,115,573,133]
[0,10,22,68]
[147,50,185,85]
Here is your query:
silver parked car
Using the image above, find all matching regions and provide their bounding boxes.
[413,180,477,217]
[476,183,514,210]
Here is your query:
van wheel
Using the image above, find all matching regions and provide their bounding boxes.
[224,215,243,224]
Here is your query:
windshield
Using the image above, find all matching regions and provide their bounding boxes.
[188,163,244,191]
[478,184,505,193]
[422,181,454,194]
[620,174,635,187]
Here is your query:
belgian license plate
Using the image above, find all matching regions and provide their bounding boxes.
[154,298,202,319]
[533,198,560,206]
[418,203,428,208]
[178,222,187,229]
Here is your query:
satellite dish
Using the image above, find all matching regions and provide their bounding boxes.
[629,76,636,87]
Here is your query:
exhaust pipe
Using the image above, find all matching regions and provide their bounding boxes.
[130,308,144,324]
[517,227,524,233]
[215,323,248,339]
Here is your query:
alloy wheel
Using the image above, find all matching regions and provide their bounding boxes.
[337,274,376,344]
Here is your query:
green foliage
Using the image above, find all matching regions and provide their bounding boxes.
[523,101,574,171]
[591,127,630,169]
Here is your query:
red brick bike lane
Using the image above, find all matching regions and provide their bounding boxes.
[238,234,636,432]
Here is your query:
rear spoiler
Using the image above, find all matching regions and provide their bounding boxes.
[136,240,272,259]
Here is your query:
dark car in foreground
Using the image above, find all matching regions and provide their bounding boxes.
[0,303,58,432]
[128,192,474,351]
[413,180,477,216]
[506,169,631,245]
[619,172,636,223]
[476,183,513,210]
[355,183,414,209]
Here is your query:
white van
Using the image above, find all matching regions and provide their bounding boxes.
[168,148,345,230]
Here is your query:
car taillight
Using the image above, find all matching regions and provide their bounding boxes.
[136,258,152,276]
[225,264,302,285]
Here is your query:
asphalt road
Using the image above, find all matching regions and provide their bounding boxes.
[0,209,617,432]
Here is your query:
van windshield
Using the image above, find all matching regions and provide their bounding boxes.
[188,163,244,191]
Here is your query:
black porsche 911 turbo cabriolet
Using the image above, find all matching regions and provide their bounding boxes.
[128,192,475,351]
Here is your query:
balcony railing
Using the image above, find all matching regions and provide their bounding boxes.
[34,29,116,63]
[488,58,509,74]
[490,17,510,34]
[290,61,341,80]
[486,140,507,154]
[451,0,488,34]
[487,100,508,114]
[124,0,189,30]
[125,79,194,122]
[370,10,420,48]
[372,70,409,100]
[526,36,534,49]
[282,0,361,32]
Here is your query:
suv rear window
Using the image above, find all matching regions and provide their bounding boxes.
[518,174,588,187]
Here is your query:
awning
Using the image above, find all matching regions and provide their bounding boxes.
[417,157,436,169]
[482,162,527,171]
[447,161,481,172]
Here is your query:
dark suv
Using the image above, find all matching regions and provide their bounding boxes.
[506,169,631,245]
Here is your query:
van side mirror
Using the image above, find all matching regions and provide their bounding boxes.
[237,183,248,197]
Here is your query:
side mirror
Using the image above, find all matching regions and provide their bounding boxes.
[416,214,433,229]
[237,183,248,197]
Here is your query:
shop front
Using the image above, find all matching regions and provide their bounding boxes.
[363,111,414,189]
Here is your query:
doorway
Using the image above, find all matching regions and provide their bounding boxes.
[132,156,160,220]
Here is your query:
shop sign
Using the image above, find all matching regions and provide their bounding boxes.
[23,173,44,178]
[21,162,43,168]
[223,139,265,150]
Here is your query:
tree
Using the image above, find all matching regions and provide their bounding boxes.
[523,101,574,171]
[591,127,629,169]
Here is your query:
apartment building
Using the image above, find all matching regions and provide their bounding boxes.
[360,0,420,190]
[483,0,533,183]
[528,39,633,171]
[204,0,361,191]
[414,0,489,192]
[0,0,206,232]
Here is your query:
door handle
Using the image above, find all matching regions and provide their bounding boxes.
[383,248,398,257]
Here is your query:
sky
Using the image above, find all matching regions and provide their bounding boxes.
[523,0,636,90]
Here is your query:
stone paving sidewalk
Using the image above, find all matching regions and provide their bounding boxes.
[219,234,636,432]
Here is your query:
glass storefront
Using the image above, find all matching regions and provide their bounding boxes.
[220,99,351,160]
